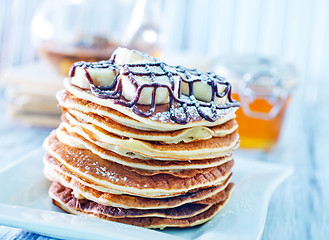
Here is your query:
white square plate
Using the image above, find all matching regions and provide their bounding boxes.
[0,147,292,240]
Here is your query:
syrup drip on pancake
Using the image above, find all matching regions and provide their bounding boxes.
[69,58,240,124]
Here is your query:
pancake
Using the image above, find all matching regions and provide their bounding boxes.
[44,164,232,209]
[50,182,211,219]
[60,118,240,160]
[44,137,234,197]
[61,81,239,131]
[50,182,234,229]
[64,108,238,143]
[49,182,233,219]
[54,127,235,171]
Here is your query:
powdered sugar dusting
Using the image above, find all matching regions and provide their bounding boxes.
[148,103,234,124]
[150,111,171,123]
[62,148,134,185]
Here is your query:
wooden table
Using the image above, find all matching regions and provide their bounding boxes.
[0,85,328,239]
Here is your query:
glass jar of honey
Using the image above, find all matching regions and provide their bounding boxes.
[213,57,297,150]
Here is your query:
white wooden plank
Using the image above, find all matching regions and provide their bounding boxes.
[0,1,16,69]
[20,0,40,63]
[162,0,187,51]
[187,0,212,55]
[257,0,288,56]
[292,0,316,89]
[316,0,329,83]
[280,0,302,62]
[231,0,262,54]
[207,0,238,56]
[308,2,329,239]
[261,88,318,239]
[303,0,328,104]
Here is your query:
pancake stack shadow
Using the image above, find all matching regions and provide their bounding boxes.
[43,48,240,229]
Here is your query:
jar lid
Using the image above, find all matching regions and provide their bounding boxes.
[212,56,297,120]
[212,56,297,89]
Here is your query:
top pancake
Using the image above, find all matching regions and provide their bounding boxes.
[62,79,238,131]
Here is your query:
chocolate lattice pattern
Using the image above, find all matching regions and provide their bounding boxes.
[70,60,240,124]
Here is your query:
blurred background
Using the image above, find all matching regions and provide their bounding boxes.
[0,0,328,150]
[0,0,328,238]
[1,0,328,84]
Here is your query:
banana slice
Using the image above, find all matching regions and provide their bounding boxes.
[112,47,158,65]
[114,48,180,105]
[180,78,228,105]
[71,64,117,89]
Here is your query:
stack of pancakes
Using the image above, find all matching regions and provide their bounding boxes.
[43,48,240,229]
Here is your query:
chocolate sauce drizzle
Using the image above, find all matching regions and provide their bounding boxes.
[69,59,240,124]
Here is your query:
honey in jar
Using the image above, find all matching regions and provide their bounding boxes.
[232,93,290,150]
[213,57,296,150]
